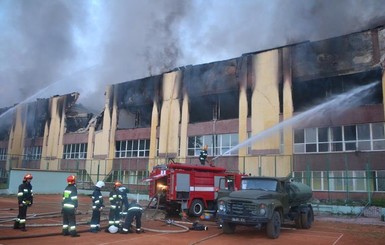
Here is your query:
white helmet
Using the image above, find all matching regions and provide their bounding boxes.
[96,181,105,188]
[108,225,119,234]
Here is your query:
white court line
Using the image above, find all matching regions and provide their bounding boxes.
[332,234,344,245]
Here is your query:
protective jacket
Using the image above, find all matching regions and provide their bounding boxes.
[118,186,129,212]
[107,188,123,227]
[92,187,104,210]
[18,181,33,206]
[62,184,78,210]
[62,183,79,237]
[14,181,33,230]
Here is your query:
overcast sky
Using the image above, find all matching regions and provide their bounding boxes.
[1,0,385,111]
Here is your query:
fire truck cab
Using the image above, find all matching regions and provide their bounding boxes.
[145,162,243,217]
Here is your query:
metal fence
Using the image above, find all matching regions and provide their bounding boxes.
[1,153,385,206]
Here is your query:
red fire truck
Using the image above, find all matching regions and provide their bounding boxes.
[144,162,244,217]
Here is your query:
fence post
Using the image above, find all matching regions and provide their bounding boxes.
[97,160,100,182]
[366,163,372,205]
[345,154,350,202]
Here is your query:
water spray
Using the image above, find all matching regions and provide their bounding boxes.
[0,63,100,121]
[212,82,379,161]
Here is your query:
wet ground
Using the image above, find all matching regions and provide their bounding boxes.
[0,194,384,245]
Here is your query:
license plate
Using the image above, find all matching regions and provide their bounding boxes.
[231,217,246,222]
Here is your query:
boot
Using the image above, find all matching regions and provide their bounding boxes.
[70,231,80,237]
[20,225,27,232]
[13,221,20,229]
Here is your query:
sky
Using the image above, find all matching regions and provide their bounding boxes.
[1,0,385,111]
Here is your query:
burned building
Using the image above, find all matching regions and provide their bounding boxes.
[0,26,385,203]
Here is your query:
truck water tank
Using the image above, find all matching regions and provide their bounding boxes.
[288,181,312,205]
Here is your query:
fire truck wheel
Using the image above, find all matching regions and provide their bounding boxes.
[189,199,204,217]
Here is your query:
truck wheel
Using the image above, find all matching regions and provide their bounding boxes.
[294,215,302,229]
[266,210,281,239]
[222,222,236,234]
[189,199,204,217]
[301,208,313,229]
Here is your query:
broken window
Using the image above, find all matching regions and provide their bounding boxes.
[189,91,239,123]
[292,69,383,112]
[116,76,160,129]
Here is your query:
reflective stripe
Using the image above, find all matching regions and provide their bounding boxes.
[111,205,116,209]
[19,219,26,224]
[69,226,76,231]
[17,192,23,197]
[63,225,69,229]
[95,200,100,204]
[23,189,28,192]
[128,206,143,211]
[71,196,78,200]
[63,203,75,208]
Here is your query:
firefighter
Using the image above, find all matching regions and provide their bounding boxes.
[120,200,143,234]
[62,175,80,237]
[118,185,130,216]
[199,145,208,165]
[89,180,105,233]
[105,181,123,232]
[14,173,33,231]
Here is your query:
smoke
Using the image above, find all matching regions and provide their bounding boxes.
[1,0,385,111]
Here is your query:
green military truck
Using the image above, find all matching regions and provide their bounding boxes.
[217,176,314,239]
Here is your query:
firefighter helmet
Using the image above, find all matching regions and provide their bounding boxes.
[95,181,105,188]
[114,181,122,187]
[108,225,119,233]
[67,175,76,184]
[23,173,33,181]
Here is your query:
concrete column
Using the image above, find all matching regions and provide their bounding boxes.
[41,97,62,170]
[148,101,159,170]
[251,50,280,152]
[282,47,294,155]
[179,91,189,162]
[250,50,281,177]
[238,79,248,173]
[158,71,181,159]
[8,105,26,169]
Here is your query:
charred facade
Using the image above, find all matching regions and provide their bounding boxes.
[0,26,385,202]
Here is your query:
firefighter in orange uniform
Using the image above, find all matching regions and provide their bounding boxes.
[14,173,33,231]
[62,175,80,237]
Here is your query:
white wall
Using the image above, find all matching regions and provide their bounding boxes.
[7,169,77,194]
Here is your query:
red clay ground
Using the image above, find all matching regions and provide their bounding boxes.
[0,194,384,245]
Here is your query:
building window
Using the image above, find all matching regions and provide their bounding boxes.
[376,171,385,192]
[294,123,385,153]
[63,143,87,159]
[23,146,42,160]
[188,133,238,156]
[296,170,367,192]
[0,148,7,160]
[115,139,150,158]
[109,170,148,185]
